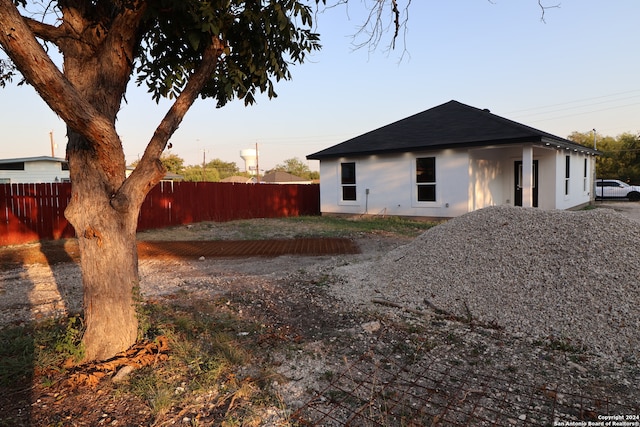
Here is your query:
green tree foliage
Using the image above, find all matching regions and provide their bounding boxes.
[160,153,185,175]
[567,131,597,148]
[181,158,241,182]
[131,153,186,174]
[182,165,220,182]
[206,159,240,179]
[0,58,15,87]
[569,131,640,184]
[613,133,640,184]
[272,157,319,180]
[138,0,322,107]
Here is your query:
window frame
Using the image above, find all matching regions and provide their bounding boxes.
[583,158,588,193]
[564,155,570,196]
[415,156,437,203]
[339,162,357,203]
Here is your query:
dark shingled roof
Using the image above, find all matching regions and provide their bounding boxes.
[262,171,307,183]
[307,100,598,160]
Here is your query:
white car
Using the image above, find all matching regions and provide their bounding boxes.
[595,179,640,201]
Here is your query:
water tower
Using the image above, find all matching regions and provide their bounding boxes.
[240,148,258,175]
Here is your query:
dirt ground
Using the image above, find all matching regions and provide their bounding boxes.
[1,209,639,426]
[0,219,417,426]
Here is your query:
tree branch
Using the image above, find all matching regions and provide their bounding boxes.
[94,1,148,115]
[538,0,560,23]
[111,38,226,213]
[321,0,410,56]
[23,16,65,42]
[0,0,122,180]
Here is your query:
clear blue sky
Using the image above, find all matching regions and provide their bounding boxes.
[1,0,638,172]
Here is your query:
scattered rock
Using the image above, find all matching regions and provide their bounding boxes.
[112,365,134,383]
[361,320,381,333]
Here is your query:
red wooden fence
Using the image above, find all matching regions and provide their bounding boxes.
[0,182,320,246]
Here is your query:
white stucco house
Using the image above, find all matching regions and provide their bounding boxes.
[307,100,599,219]
[0,156,70,184]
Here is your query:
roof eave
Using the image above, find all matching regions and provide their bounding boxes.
[0,156,68,164]
[540,137,601,155]
[308,136,600,160]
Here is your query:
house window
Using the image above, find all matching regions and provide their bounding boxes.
[416,157,436,202]
[340,162,356,201]
[583,158,588,192]
[565,155,570,196]
[0,162,25,171]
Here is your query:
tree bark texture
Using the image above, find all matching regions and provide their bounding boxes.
[64,128,143,361]
[64,142,140,361]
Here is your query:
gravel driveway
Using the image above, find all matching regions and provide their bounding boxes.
[594,200,640,221]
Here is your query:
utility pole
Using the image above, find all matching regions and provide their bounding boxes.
[49,131,56,157]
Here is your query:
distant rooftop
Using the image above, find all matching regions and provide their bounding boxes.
[0,156,67,164]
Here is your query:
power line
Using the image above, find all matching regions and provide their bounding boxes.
[506,89,640,115]
[523,102,640,124]
[510,96,640,120]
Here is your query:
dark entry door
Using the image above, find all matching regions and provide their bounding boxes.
[514,160,538,207]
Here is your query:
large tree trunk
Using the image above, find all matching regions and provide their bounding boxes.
[64,133,141,362]
[50,2,151,362]
[59,36,141,361]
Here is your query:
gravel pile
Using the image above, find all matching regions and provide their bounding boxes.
[335,205,640,362]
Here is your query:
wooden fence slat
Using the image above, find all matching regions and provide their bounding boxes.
[0,184,9,245]
[40,183,54,239]
[55,182,74,239]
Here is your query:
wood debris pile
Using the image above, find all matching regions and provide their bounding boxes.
[64,335,169,388]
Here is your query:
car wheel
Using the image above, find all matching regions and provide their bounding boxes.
[628,192,640,201]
